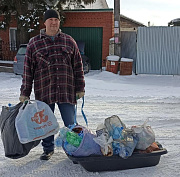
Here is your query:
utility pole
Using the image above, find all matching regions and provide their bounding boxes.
[114,0,121,57]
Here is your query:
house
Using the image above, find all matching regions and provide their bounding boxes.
[120,14,145,31]
[0,0,145,70]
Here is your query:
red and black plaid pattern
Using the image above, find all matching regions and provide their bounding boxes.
[20,29,85,104]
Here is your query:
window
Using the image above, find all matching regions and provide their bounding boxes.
[9,28,17,51]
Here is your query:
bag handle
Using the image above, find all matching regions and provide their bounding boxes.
[70,96,88,129]
[22,100,39,111]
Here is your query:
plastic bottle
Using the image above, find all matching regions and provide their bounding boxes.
[8,103,15,110]
[66,131,82,147]
[112,141,120,155]
[112,126,124,140]
[59,127,69,141]
[55,127,69,147]
[119,144,128,159]
[64,142,78,153]
[55,135,63,147]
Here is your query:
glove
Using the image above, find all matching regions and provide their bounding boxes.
[19,95,29,103]
[76,92,85,100]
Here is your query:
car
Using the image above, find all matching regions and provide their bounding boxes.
[168,18,180,26]
[13,44,27,75]
[13,42,90,75]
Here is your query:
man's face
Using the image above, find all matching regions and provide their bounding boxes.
[44,18,60,35]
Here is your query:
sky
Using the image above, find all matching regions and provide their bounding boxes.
[106,0,180,26]
[0,71,180,176]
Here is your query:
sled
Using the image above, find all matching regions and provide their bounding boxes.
[67,148,167,172]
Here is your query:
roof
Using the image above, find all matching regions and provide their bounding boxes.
[120,14,145,26]
[64,8,113,12]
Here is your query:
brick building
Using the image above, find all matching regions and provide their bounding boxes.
[120,14,145,30]
[0,9,145,69]
[0,15,17,62]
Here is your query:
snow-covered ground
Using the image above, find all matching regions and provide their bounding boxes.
[0,71,180,177]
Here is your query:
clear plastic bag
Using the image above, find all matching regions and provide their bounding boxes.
[131,119,155,150]
[93,133,113,156]
[112,128,138,158]
[104,115,126,137]
[103,116,138,158]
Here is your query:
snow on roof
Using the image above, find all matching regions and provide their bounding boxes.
[83,0,108,9]
[62,0,109,9]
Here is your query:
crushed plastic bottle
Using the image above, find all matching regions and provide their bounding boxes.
[64,142,78,154]
[119,144,129,159]
[112,126,124,140]
[55,135,63,147]
[55,127,69,147]
[112,141,129,158]
[59,127,69,141]
[112,141,120,154]
[66,131,82,147]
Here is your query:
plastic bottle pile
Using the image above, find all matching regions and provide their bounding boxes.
[94,115,155,159]
[55,127,84,154]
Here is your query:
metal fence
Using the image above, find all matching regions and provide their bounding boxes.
[121,31,137,73]
[136,26,180,75]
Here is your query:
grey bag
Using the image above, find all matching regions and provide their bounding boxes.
[0,102,40,159]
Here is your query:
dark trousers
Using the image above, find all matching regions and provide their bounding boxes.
[42,103,75,152]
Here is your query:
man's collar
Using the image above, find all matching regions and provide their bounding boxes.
[40,29,62,38]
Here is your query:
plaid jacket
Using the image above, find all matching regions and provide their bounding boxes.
[20,29,85,104]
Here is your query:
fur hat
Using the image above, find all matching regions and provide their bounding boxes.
[43,9,60,22]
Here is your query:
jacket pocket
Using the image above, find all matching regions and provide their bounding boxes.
[61,47,73,65]
[36,51,49,68]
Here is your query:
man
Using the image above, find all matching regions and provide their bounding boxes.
[19,9,85,160]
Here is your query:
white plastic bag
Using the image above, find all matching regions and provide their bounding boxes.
[132,119,155,150]
[93,133,113,156]
[15,100,59,144]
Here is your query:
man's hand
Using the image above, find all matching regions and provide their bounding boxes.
[19,95,29,103]
[76,92,85,100]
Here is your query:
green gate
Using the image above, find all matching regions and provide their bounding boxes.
[61,27,103,70]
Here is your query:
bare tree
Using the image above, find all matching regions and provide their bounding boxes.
[0,0,96,47]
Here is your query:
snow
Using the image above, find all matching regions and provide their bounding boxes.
[0,61,13,64]
[0,71,180,177]
[121,58,133,62]
[106,55,120,61]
